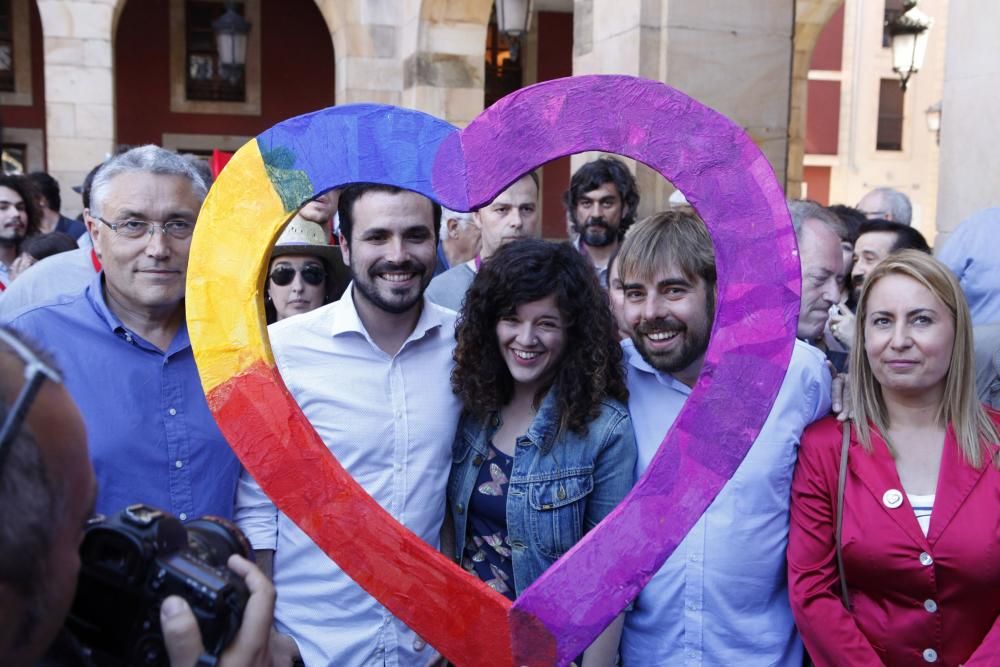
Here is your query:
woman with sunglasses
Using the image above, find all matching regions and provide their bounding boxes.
[265,218,349,323]
[449,239,636,665]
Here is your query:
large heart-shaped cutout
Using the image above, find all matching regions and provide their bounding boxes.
[187,75,799,667]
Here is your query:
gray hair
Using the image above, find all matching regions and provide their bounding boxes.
[439,207,474,238]
[866,187,912,225]
[89,145,210,218]
[787,199,847,241]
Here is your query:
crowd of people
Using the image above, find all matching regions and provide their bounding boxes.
[0,141,998,667]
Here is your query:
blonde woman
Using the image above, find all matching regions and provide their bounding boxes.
[788,250,1000,666]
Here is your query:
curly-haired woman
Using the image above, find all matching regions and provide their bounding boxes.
[448,238,636,666]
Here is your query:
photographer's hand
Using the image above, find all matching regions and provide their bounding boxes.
[161,554,275,667]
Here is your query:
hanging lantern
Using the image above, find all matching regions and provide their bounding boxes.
[495,0,534,61]
[212,1,251,84]
[886,1,932,91]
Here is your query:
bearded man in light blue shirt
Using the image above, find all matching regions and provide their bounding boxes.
[615,211,831,666]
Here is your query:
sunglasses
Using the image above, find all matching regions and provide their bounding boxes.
[0,328,62,475]
[269,265,326,287]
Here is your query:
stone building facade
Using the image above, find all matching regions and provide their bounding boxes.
[5,0,916,236]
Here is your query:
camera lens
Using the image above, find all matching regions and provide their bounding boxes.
[184,516,252,567]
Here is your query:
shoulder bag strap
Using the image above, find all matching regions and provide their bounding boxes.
[836,421,852,610]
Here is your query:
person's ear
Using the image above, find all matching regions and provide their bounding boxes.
[447,218,461,239]
[338,232,350,267]
[84,209,102,258]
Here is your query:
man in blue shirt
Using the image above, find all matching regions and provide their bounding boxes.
[615,210,831,665]
[938,207,1000,326]
[6,145,240,520]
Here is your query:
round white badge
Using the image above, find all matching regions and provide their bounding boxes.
[883,489,903,509]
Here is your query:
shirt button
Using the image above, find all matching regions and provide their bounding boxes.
[456,503,465,514]
[179,512,188,521]
[924,599,938,613]
[689,553,700,562]
[394,463,403,472]
[168,408,177,416]
[395,410,402,419]
[412,638,426,651]
[923,648,938,662]
[557,487,567,500]
[473,455,483,466]
[687,601,698,611]
[175,460,183,469]
[920,552,933,566]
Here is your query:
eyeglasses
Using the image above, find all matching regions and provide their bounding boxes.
[0,328,62,475]
[95,216,196,241]
[269,265,326,287]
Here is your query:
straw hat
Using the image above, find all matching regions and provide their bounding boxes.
[271,218,342,265]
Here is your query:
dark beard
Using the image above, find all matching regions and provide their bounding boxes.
[574,217,616,248]
[351,259,430,315]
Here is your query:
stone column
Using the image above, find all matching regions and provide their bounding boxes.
[312,0,404,107]
[400,0,492,127]
[573,0,797,216]
[935,0,1000,240]
[37,0,117,217]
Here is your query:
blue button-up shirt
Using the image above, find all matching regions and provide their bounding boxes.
[938,207,1000,325]
[6,273,240,520]
[620,339,831,666]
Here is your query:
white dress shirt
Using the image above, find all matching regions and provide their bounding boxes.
[236,289,462,667]
[621,339,831,666]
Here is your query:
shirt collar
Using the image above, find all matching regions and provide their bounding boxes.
[523,387,562,454]
[622,337,693,396]
[330,284,451,351]
[84,271,190,353]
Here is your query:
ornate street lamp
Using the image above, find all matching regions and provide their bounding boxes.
[886,0,932,91]
[495,0,534,61]
[212,1,251,84]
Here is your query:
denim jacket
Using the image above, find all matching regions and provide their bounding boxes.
[448,387,637,597]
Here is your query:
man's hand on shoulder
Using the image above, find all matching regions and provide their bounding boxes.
[828,361,852,422]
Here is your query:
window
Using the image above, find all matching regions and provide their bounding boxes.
[883,0,904,48]
[185,1,245,102]
[876,78,904,151]
[0,0,14,93]
[485,5,522,108]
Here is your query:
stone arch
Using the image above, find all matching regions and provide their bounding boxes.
[788,0,845,198]
[403,0,495,125]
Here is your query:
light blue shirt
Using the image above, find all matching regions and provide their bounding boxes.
[235,288,462,667]
[621,339,831,666]
[938,207,1000,325]
[6,272,241,520]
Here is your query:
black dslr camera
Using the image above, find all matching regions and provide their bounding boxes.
[66,504,252,666]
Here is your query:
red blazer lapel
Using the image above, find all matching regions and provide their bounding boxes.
[848,427,929,550]
[926,426,991,545]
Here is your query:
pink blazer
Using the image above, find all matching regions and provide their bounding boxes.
[788,412,1000,667]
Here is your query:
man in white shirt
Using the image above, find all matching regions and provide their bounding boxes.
[615,210,831,665]
[236,183,462,667]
